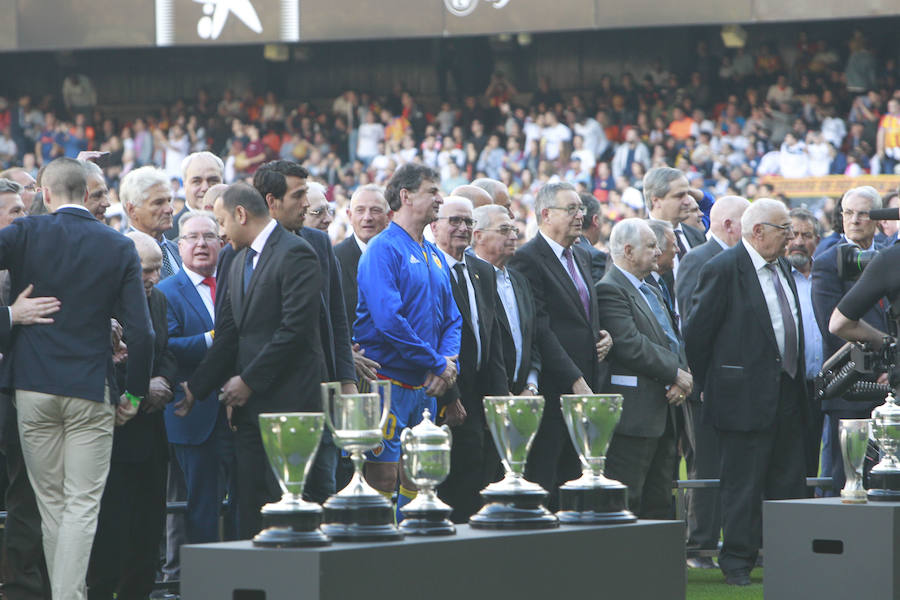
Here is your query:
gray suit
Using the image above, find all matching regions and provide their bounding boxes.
[596,265,687,518]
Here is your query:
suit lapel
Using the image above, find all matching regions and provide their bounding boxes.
[608,267,666,342]
[737,244,779,350]
[242,225,282,318]
[465,255,491,353]
[535,235,589,326]
[176,270,214,329]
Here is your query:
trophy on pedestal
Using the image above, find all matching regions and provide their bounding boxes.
[469,395,559,530]
[868,392,900,501]
[320,380,403,541]
[839,418,871,504]
[399,408,455,536]
[253,412,331,547]
[556,394,637,524]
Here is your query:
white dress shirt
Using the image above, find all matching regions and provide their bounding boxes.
[479,253,522,381]
[742,238,800,362]
[440,250,481,368]
[539,231,589,292]
[248,218,278,269]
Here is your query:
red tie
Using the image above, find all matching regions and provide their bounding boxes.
[202,276,216,303]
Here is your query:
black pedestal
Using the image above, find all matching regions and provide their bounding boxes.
[399,507,456,536]
[469,487,558,530]
[557,484,637,524]
[321,493,403,542]
[253,507,331,548]
[867,470,900,501]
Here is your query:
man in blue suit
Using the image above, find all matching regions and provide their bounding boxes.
[1,157,154,600]
[157,211,227,563]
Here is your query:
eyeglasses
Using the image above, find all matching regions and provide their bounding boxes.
[483,225,520,236]
[180,233,219,244]
[308,206,335,217]
[761,222,793,232]
[548,204,586,216]
[841,209,871,221]
[437,216,474,228]
[23,184,37,192]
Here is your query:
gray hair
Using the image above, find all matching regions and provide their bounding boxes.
[609,218,650,259]
[741,198,788,237]
[181,151,225,181]
[0,178,23,196]
[178,209,219,234]
[120,166,170,207]
[642,166,684,215]
[307,181,327,199]
[842,185,882,210]
[349,184,388,210]
[789,207,822,237]
[473,204,508,232]
[472,178,506,201]
[646,218,674,252]
[439,195,474,216]
[535,181,576,225]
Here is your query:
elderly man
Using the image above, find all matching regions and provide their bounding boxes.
[166,152,224,239]
[122,166,180,279]
[0,168,37,210]
[684,199,807,586]
[451,184,492,209]
[508,182,612,507]
[597,218,690,519]
[82,161,111,222]
[812,186,888,496]
[430,197,507,523]
[574,194,609,283]
[0,179,26,227]
[157,212,228,573]
[305,182,334,232]
[355,164,461,520]
[471,178,511,212]
[644,219,678,319]
[643,167,705,283]
[87,231,176,600]
[675,195,749,570]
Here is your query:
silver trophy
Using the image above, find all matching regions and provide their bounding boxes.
[868,392,900,501]
[556,394,637,524]
[469,395,559,530]
[320,380,403,541]
[839,418,871,504]
[399,408,455,536]
[253,412,331,547]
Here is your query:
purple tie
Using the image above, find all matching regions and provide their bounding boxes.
[563,247,590,318]
[765,263,799,378]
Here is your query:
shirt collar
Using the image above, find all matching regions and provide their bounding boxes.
[182,266,215,286]
[475,252,506,277]
[614,264,646,292]
[841,234,875,251]
[250,219,277,257]
[709,233,729,250]
[439,248,462,270]
[56,204,92,215]
[742,237,774,271]
[353,234,368,254]
[539,230,570,259]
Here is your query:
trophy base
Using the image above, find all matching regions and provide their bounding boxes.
[253,506,331,548]
[321,493,403,542]
[867,470,900,502]
[469,483,558,530]
[556,481,637,525]
[399,512,456,536]
[840,489,868,504]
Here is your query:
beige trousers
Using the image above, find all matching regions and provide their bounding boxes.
[16,390,114,600]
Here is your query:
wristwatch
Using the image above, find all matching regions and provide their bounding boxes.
[526,383,539,394]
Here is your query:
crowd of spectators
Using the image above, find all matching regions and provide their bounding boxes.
[1,28,898,245]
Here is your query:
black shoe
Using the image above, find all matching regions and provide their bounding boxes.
[724,571,751,586]
[686,557,717,569]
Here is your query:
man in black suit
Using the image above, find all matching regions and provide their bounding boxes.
[508,182,612,508]
[597,219,691,518]
[251,160,356,503]
[2,157,154,600]
[430,197,508,522]
[643,166,705,287]
[180,183,326,540]
[87,232,177,600]
[812,186,888,496]
[684,198,807,586]
[574,193,609,282]
[334,184,392,380]
[674,195,748,569]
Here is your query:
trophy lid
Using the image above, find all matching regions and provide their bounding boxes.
[872,392,900,424]
[401,409,451,450]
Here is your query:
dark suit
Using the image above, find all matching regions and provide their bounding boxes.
[508,233,606,508]
[811,241,889,494]
[684,242,807,576]
[501,268,540,395]
[674,237,726,552]
[575,235,608,283]
[334,234,362,333]
[436,253,508,523]
[597,266,687,518]
[88,288,176,600]
[189,223,326,539]
[665,223,705,290]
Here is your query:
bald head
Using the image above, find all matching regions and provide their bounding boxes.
[126,230,163,297]
[471,178,511,210]
[452,184,493,208]
[201,183,228,212]
[708,195,750,247]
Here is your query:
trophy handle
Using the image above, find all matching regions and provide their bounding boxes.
[320,382,342,435]
[368,379,392,429]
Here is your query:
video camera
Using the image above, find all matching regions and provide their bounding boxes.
[815,340,895,403]
[836,206,899,280]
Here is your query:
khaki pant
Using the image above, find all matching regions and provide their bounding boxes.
[16,390,114,600]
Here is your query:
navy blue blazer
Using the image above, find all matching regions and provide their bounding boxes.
[0,207,154,401]
[158,267,220,445]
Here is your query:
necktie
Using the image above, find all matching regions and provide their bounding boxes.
[160,241,174,278]
[674,230,688,259]
[563,247,590,318]
[202,276,216,303]
[497,269,522,380]
[764,263,799,377]
[639,283,681,354]
[243,248,257,294]
[452,263,471,318]
[656,276,675,314]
